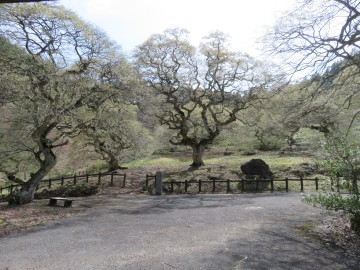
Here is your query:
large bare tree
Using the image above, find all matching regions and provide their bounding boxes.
[134,29,275,167]
[0,3,130,204]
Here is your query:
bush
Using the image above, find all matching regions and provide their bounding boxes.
[319,136,360,193]
[254,132,285,151]
[34,183,99,199]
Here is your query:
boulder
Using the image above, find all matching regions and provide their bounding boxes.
[240,159,273,179]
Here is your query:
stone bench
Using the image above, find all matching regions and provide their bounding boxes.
[48,197,73,207]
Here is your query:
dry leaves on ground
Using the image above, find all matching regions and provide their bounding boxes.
[302,213,360,258]
[0,200,86,237]
[319,215,360,256]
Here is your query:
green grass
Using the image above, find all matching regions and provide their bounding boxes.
[206,152,313,168]
[0,150,324,197]
[124,151,314,168]
[124,156,190,167]
[1,150,320,195]
[124,152,313,168]
[130,150,323,193]
[124,151,316,177]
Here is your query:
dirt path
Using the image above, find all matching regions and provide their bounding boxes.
[1,193,359,270]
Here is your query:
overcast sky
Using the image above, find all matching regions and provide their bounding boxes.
[59,0,296,57]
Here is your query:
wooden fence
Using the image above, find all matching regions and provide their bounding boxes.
[146,173,156,187]
[0,172,126,196]
[145,175,321,193]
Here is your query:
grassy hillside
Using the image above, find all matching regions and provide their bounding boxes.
[124,149,321,181]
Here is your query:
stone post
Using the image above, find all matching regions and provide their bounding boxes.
[155,171,163,195]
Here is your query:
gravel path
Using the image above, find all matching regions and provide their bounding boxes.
[0,193,359,269]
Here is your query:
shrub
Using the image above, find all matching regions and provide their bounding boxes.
[319,136,360,193]
[34,184,99,199]
[303,135,360,233]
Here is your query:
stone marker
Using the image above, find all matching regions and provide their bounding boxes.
[155,171,163,195]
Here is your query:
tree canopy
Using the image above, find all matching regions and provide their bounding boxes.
[134,29,278,166]
[266,0,360,76]
[0,3,135,204]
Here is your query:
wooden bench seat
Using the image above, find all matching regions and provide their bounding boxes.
[49,197,73,207]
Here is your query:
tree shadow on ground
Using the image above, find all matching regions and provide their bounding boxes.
[216,226,360,270]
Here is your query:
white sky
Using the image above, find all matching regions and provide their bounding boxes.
[59,0,296,57]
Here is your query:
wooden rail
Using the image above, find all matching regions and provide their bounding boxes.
[145,177,322,193]
[0,172,126,196]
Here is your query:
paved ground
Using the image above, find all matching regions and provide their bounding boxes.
[0,193,359,270]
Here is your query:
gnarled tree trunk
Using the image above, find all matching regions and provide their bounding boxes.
[19,154,56,205]
[98,143,119,172]
[107,154,119,172]
[16,128,57,205]
[190,144,205,167]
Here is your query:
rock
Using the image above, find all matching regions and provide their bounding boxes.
[240,159,273,179]
[242,150,257,156]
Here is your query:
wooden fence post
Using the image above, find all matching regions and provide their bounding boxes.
[198,180,202,193]
[300,177,304,192]
[285,178,289,192]
[212,178,216,193]
[315,178,319,191]
[185,180,188,193]
[155,171,163,195]
[122,174,126,188]
[110,172,114,186]
[48,178,52,189]
[145,174,149,187]
[226,179,230,193]
[98,172,101,185]
[170,180,174,193]
[73,175,77,185]
[61,177,64,186]
[86,174,89,183]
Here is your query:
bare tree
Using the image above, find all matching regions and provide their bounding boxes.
[0,3,130,204]
[267,0,360,75]
[134,29,275,167]
[263,0,360,139]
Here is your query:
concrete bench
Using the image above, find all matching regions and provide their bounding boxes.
[49,197,73,207]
